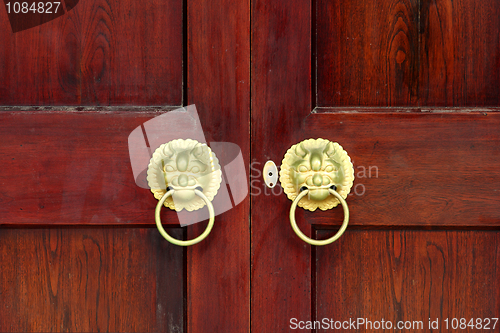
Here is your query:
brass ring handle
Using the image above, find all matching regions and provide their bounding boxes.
[290,187,349,246]
[147,139,222,246]
[155,189,215,246]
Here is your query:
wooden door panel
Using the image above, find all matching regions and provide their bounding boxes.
[0,110,188,226]
[0,227,184,332]
[1,0,250,330]
[0,0,182,105]
[316,0,419,106]
[183,0,251,330]
[315,229,500,332]
[418,0,500,106]
[251,0,313,330]
[305,112,500,227]
[252,0,500,330]
[316,0,500,107]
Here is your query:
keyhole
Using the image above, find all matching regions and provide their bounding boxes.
[263,160,278,188]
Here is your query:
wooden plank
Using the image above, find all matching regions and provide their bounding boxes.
[419,0,500,106]
[0,0,182,105]
[314,106,500,113]
[0,111,187,226]
[316,0,419,107]
[251,0,313,330]
[316,0,500,107]
[304,112,500,227]
[314,230,500,330]
[0,227,184,332]
[186,0,250,330]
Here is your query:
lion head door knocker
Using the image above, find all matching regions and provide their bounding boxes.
[147,139,222,246]
[264,138,354,246]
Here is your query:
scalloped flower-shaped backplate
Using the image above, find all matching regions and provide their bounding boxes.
[279,138,354,211]
[147,139,222,212]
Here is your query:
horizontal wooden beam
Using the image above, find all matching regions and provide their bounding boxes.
[313,107,500,113]
[0,111,199,226]
[304,112,500,227]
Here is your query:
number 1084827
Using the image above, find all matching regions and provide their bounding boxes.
[443,318,498,330]
[5,2,61,14]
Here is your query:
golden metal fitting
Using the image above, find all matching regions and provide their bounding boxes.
[279,138,354,245]
[147,139,222,245]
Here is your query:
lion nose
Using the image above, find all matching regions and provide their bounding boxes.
[178,174,189,187]
[312,173,323,186]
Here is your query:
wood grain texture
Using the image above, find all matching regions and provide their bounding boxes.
[305,111,500,227]
[316,0,500,107]
[251,0,313,330]
[0,0,182,105]
[0,111,187,226]
[314,229,500,332]
[419,0,500,106]
[252,0,500,331]
[186,0,250,330]
[316,0,419,106]
[0,227,184,332]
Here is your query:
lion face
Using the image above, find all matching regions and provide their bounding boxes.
[280,138,354,211]
[147,139,222,211]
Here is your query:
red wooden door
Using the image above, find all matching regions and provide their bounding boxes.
[251,0,500,332]
[0,0,249,331]
[2,0,500,332]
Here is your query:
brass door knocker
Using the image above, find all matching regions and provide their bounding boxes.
[275,138,355,246]
[147,139,222,246]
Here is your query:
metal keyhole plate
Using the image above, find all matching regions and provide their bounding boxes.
[263,160,279,188]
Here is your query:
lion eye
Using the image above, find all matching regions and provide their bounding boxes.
[165,165,176,172]
[324,165,335,172]
[298,165,309,172]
